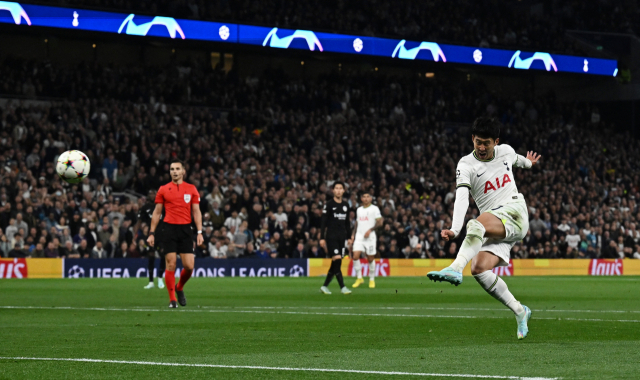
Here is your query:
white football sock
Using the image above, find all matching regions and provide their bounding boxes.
[369,260,376,281]
[353,259,362,279]
[474,270,524,315]
[450,219,486,272]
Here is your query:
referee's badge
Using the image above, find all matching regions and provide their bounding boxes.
[184,194,191,203]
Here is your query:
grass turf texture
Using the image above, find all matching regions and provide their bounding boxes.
[1,277,639,379]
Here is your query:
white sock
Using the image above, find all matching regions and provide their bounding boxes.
[353,259,362,279]
[474,270,524,315]
[450,219,486,272]
[369,260,376,281]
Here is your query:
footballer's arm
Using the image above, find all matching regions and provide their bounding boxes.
[441,187,470,242]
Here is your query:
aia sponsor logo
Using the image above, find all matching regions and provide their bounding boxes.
[0,258,27,278]
[589,259,623,276]
[359,216,370,222]
[348,259,390,277]
[492,260,513,276]
[484,174,512,193]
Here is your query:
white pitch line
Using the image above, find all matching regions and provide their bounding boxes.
[1,305,640,323]
[197,305,640,314]
[0,356,559,380]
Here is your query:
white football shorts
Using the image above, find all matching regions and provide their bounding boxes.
[481,198,529,267]
[353,236,376,256]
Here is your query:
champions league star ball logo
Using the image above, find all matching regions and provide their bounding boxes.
[508,50,557,72]
[118,14,185,39]
[0,1,31,25]
[289,265,305,277]
[219,25,230,40]
[68,265,85,278]
[392,39,446,62]
[262,28,323,51]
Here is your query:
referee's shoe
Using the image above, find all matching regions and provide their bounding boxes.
[176,289,187,306]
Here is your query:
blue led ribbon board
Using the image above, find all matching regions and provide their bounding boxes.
[0,1,618,76]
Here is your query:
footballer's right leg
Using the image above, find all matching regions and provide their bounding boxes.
[164,252,178,308]
[428,212,505,285]
[144,253,155,289]
[157,254,165,289]
[352,250,364,288]
[471,251,530,339]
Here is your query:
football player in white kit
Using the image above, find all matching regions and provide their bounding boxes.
[427,117,541,340]
[351,190,383,288]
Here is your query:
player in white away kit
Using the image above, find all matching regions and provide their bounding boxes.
[351,190,383,288]
[427,117,541,340]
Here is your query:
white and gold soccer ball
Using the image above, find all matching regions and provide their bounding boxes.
[56,150,91,184]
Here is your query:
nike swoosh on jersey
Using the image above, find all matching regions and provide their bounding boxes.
[477,172,486,177]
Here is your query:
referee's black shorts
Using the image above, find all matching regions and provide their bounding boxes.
[326,239,347,258]
[159,223,194,255]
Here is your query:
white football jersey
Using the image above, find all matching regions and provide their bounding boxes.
[355,205,382,238]
[456,144,527,213]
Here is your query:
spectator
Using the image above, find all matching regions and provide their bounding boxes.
[102,152,118,181]
[92,241,106,259]
[44,241,59,258]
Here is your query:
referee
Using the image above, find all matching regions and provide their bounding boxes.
[147,159,204,308]
[136,190,166,290]
[319,181,352,295]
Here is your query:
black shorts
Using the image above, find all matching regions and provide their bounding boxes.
[326,239,347,258]
[159,223,194,255]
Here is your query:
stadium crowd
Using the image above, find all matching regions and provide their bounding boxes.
[1,57,639,261]
[41,0,637,54]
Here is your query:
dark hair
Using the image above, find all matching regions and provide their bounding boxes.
[471,117,501,140]
[170,159,185,168]
[332,181,346,190]
[360,188,372,198]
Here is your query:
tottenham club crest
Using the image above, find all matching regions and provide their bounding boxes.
[184,194,191,203]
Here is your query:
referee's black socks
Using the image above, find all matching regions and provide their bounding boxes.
[323,259,344,287]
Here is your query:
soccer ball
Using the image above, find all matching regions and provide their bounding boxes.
[56,150,91,184]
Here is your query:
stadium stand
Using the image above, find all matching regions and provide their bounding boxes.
[1,55,639,260]
[35,0,638,54]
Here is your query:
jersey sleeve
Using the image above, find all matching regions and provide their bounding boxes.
[373,206,382,219]
[155,187,165,204]
[455,160,472,189]
[320,203,328,239]
[507,144,532,169]
[192,187,201,204]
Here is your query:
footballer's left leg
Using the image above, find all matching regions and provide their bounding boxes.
[367,254,376,288]
[471,251,530,339]
[176,253,194,307]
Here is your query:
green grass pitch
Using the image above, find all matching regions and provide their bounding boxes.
[1,276,639,379]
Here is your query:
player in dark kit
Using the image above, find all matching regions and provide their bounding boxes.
[319,181,352,294]
[147,159,204,308]
[136,190,166,290]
